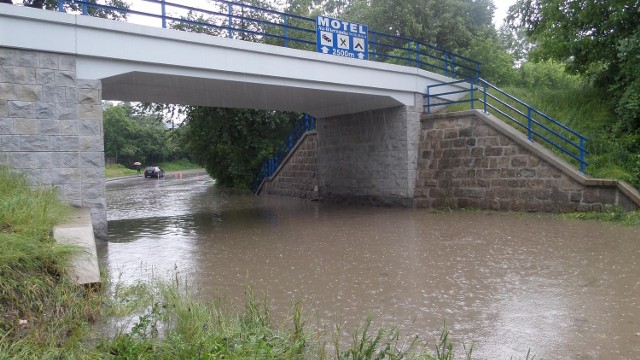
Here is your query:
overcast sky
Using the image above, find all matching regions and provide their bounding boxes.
[493,0,517,27]
[15,0,517,28]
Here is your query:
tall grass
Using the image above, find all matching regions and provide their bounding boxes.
[0,167,101,357]
[95,280,473,360]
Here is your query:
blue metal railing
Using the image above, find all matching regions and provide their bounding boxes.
[57,0,480,80]
[425,78,589,173]
[251,114,316,193]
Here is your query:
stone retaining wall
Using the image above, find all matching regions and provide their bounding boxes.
[0,48,106,238]
[260,132,318,199]
[415,111,640,211]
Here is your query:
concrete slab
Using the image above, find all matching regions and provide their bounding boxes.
[53,208,101,285]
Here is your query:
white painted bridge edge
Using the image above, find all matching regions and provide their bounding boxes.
[0,4,463,118]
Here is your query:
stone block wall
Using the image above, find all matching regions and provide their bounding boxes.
[315,94,423,206]
[0,48,106,238]
[415,111,640,211]
[260,132,318,199]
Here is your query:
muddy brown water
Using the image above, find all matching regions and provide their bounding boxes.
[101,171,640,359]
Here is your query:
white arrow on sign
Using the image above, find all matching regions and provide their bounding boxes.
[357,53,365,59]
[321,46,329,54]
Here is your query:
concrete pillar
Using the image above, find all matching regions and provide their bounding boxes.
[0,47,107,239]
[316,93,424,206]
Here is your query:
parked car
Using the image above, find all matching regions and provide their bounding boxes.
[144,166,165,178]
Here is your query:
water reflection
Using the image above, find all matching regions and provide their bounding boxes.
[103,172,640,359]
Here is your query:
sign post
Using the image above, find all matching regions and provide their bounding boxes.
[316,16,368,60]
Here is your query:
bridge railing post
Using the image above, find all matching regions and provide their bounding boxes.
[283,14,289,48]
[58,0,63,12]
[483,81,487,113]
[527,107,533,141]
[470,79,475,110]
[227,3,233,39]
[579,137,586,173]
[415,42,420,68]
[161,0,166,29]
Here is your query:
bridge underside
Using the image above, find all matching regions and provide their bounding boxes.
[101,72,404,119]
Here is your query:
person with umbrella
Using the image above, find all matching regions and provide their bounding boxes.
[134,161,142,175]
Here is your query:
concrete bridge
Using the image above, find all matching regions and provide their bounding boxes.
[0,4,465,238]
[1,4,639,240]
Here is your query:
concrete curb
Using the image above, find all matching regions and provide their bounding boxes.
[53,208,101,285]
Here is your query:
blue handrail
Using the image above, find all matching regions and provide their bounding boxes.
[251,114,316,193]
[425,78,590,173]
[57,0,481,80]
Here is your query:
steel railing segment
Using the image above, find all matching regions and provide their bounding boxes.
[57,0,481,80]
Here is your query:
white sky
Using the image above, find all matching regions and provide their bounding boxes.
[493,0,517,27]
[15,0,517,28]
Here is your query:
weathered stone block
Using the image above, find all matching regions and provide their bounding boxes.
[0,118,12,134]
[36,68,56,85]
[42,85,66,103]
[38,119,60,135]
[77,79,101,89]
[7,151,51,169]
[60,121,78,135]
[518,169,536,178]
[56,102,77,120]
[484,146,503,157]
[58,55,76,72]
[78,120,102,136]
[511,156,528,167]
[14,118,38,135]
[52,135,80,151]
[56,71,76,87]
[65,87,78,103]
[21,168,52,185]
[3,66,36,85]
[78,104,102,120]
[0,49,38,67]
[78,89,100,104]
[35,102,55,119]
[20,135,51,151]
[8,101,35,118]
[39,53,59,69]
[52,152,80,168]
[53,168,82,184]
[0,135,20,151]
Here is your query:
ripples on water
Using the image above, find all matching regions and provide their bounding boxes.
[102,172,640,359]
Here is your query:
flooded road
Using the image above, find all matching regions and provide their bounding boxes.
[101,171,640,359]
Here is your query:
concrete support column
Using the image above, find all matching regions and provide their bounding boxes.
[0,47,106,239]
[316,93,423,206]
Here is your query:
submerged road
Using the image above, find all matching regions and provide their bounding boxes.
[100,171,640,359]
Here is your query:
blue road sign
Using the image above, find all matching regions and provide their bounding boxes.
[316,16,368,60]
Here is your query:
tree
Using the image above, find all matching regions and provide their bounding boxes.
[181,108,298,189]
[103,104,173,166]
[507,0,640,134]
[19,0,129,20]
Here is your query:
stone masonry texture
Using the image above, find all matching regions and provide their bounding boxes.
[261,132,318,199]
[0,47,107,238]
[315,94,423,207]
[415,112,639,212]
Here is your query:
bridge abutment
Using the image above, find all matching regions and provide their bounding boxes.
[316,94,423,206]
[0,48,107,238]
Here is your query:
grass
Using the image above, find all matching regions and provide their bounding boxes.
[105,159,202,178]
[0,166,102,356]
[93,280,474,360]
[560,205,640,225]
